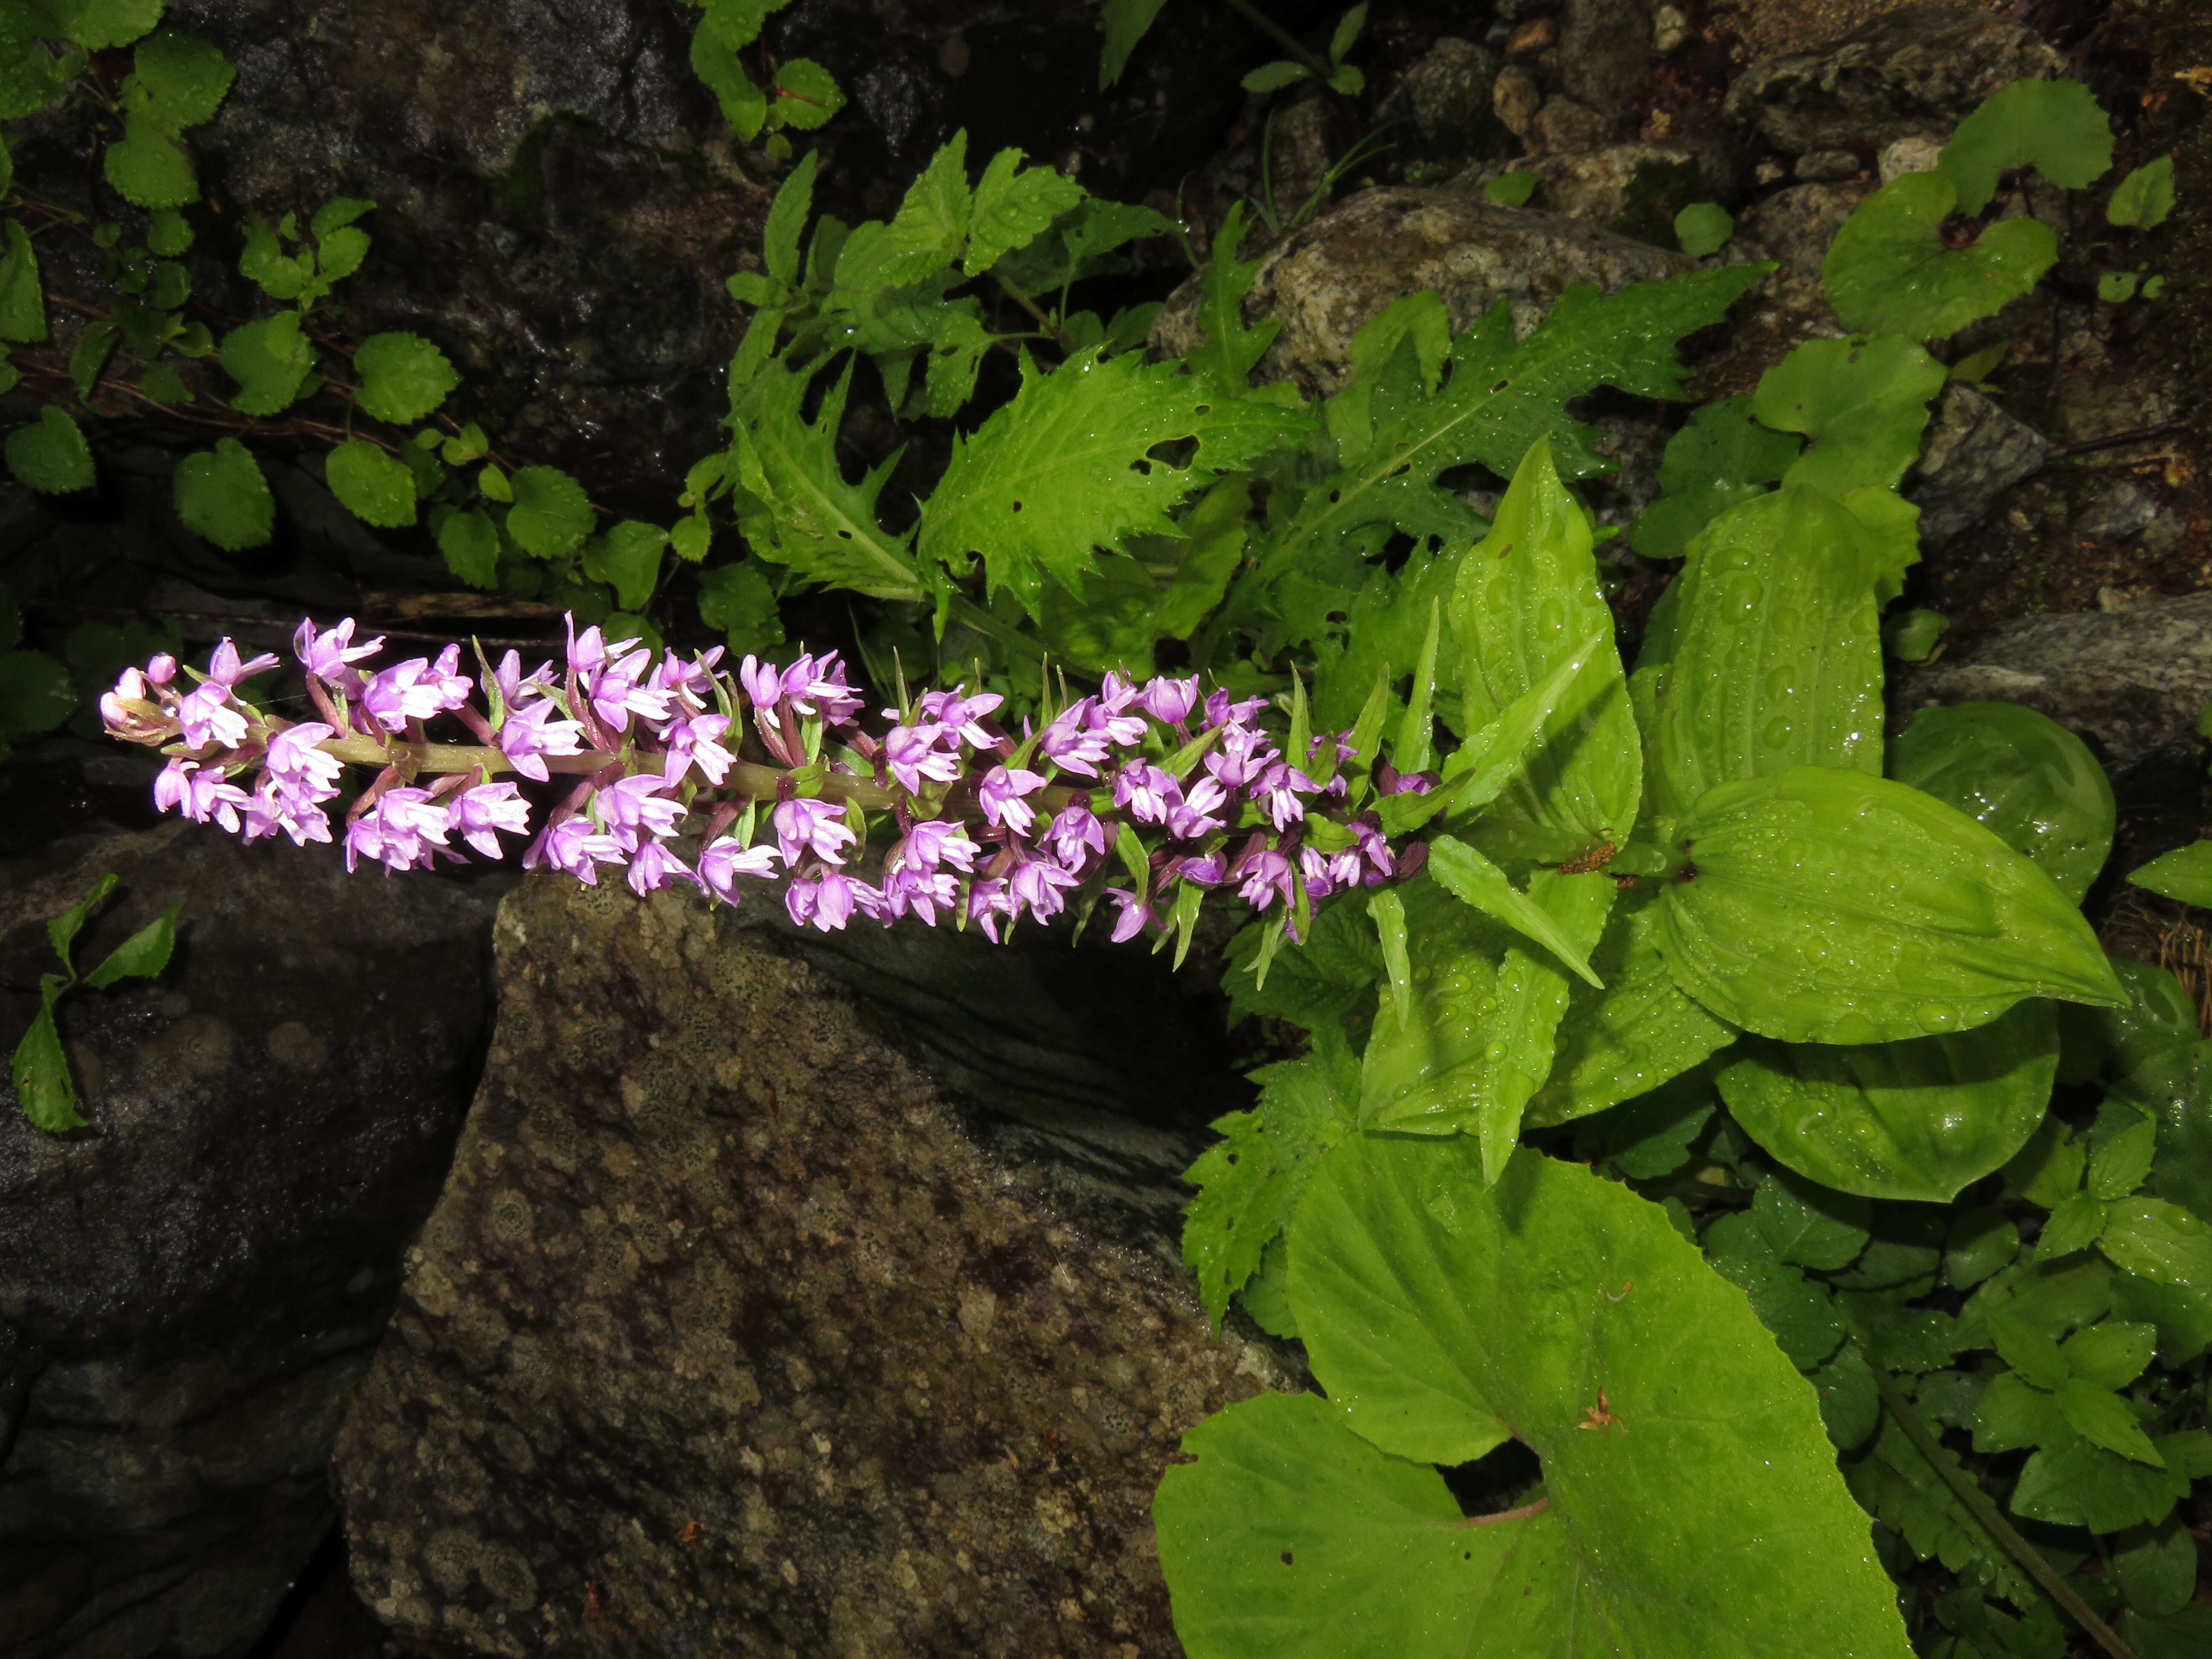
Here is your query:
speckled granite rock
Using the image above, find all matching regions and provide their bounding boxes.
[1496,140,1735,244]
[1904,383,2049,547]
[334,875,1287,1659]
[1896,591,2212,763]
[0,822,495,1659]
[1558,0,1653,121]
[1732,179,1872,323]
[1723,4,2065,157]
[1150,186,1690,397]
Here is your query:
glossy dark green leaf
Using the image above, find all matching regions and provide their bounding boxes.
[2008,1430,2212,1535]
[1154,1138,1914,1659]
[2100,1198,2212,1289]
[82,904,177,988]
[6,402,93,493]
[1655,486,1884,819]
[1626,393,1799,560]
[1659,767,2125,1044]
[2127,839,2212,909]
[1751,1169,1873,1270]
[1890,702,2114,905]
[1453,437,1639,847]
[9,995,84,1131]
[1715,1001,2059,1202]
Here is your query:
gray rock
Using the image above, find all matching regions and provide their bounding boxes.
[1383,36,1503,146]
[2075,480,2162,542]
[1904,384,2048,547]
[1493,64,1543,138]
[1559,0,1654,119]
[1794,148,1860,182]
[1897,592,2212,763]
[1151,187,1691,397]
[1531,94,1613,154]
[1724,4,2066,156]
[0,823,495,1659]
[1263,97,1340,223]
[1878,134,1944,181]
[1507,140,1736,243]
[1732,180,1872,322]
[333,876,1286,1658]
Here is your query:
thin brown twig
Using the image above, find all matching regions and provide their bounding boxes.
[2046,421,2190,458]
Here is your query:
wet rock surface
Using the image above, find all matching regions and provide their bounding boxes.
[0,823,496,1659]
[1904,383,2050,547]
[333,876,1284,1659]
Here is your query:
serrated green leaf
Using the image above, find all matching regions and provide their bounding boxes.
[1850,1412,2038,1607]
[1628,395,1801,561]
[308,195,374,239]
[68,317,115,400]
[1755,335,1947,497]
[1824,172,2056,341]
[2099,269,2141,305]
[585,520,667,612]
[2009,1431,2210,1534]
[689,19,765,139]
[2005,1118,2087,1210]
[103,114,195,207]
[1945,1208,2020,1290]
[6,402,93,493]
[1222,892,1382,1031]
[694,558,781,652]
[41,871,116,975]
[505,464,592,558]
[1674,201,1732,257]
[1427,837,1606,990]
[120,27,230,131]
[769,58,841,131]
[0,647,78,737]
[1181,1029,1357,1329]
[61,0,161,51]
[1659,767,2124,1045]
[477,463,512,504]
[0,218,45,344]
[82,904,176,988]
[1654,486,1885,820]
[1328,2,1365,63]
[2127,840,2212,908]
[1717,1003,2059,1204]
[2099,1197,2212,1288]
[2113,1515,2197,1617]
[11,998,84,1130]
[1183,200,1279,393]
[917,346,1306,616]
[1156,1139,1915,1659]
[2107,154,2174,230]
[1356,876,1509,1133]
[0,28,68,120]
[2063,1319,2155,1390]
[173,436,272,549]
[1097,0,1167,87]
[1751,1168,1872,1269]
[218,310,314,415]
[963,147,1085,275]
[145,256,187,310]
[838,133,970,296]
[437,506,499,589]
[324,438,415,528]
[1938,77,2113,217]
[1890,702,2114,906]
[2090,1114,2156,1202]
[1708,1251,1846,1370]
[239,217,307,299]
[760,148,816,289]
[352,331,458,424]
[314,223,368,284]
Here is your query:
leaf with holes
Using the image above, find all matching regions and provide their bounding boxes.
[1154,1138,1912,1659]
[916,346,1306,615]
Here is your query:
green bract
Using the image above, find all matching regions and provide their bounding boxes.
[1657,767,2123,1044]
[1155,1139,1913,1659]
[1889,702,2115,905]
[1823,172,2056,341]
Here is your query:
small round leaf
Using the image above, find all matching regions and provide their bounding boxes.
[352,331,458,424]
[173,436,273,549]
[6,403,94,493]
[505,465,593,559]
[324,438,416,527]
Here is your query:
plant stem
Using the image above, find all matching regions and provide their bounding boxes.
[1867,1362,2137,1659]
[1218,0,1337,84]
[993,275,1078,355]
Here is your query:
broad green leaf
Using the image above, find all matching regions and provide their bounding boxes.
[121,28,231,131]
[917,346,1306,616]
[1823,172,2056,341]
[2113,1515,2197,1617]
[2127,840,2212,908]
[0,218,47,343]
[308,196,374,239]
[1938,77,2113,217]
[2008,1430,2212,1534]
[352,331,458,424]
[1152,473,1250,637]
[1422,634,1610,832]
[1156,1138,1913,1659]
[838,133,971,294]
[1476,870,1615,1180]
[1971,1368,2066,1449]
[1674,201,1732,257]
[694,559,782,653]
[2107,154,2174,230]
[1426,836,1604,990]
[1750,1168,1872,1270]
[1753,335,1947,498]
[2090,1114,2157,1202]
[219,311,314,416]
[1944,1208,2020,1290]
[173,437,273,550]
[761,148,816,288]
[1097,0,1167,87]
[1716,1002,2059,1204]
[60,0,162,50]
[1654,487,1883,818]
[238,217,307,299]
[1453,438,1639,846]
[104,113,197,206]
[0,26,67,120]
[1526,881,1738,1127]
[1627,394,1799,561]
[2036,1189,2109,1260]
[142,206,188,256]
[689,20,765,140]
[2100,1197,2212,1288]
[1483,170,1538,206]
[1222,891,1381,1031]
[437,506,498,589]
[1356,877,1510,1134]
[1706,1252,1845,1370]
[1890,701,2113,905]
[11,997,84,1130]
[1180,1029,1358,1329]
[769,58,841,130]
[6,402,93,493]
[82,904,176,988]
[963,147,1085,275]
[584,521,667,613]
[44,870,118,975]
[1659,767,2124,1045]
[0,648,78,736]
[325,438,415,527]
[505,465,593,559]
[2063,1319,2156,1389]
[727,356,932,602]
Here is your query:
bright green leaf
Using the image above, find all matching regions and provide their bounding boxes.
[1674,201,1732,257]
[963,147,1085,275]
[6,402,93,493]
[2107,154,2174,230]
[352,331,459,424]
[122,28,232,131]
[2127,840,2212,909]
[1751,1167,1872,1270]
[587,521,667,613]
[82,904,176,988]
[324,438,416,527]
[1240,59,1308,94]
[218,310,314,415]
[1483,169,1539,206]
[1824,172,2057,341]
[1754,335,1947,498]
[693,559,782,653]
[505,465,593,559]
[1097,0,1168,88]
[2100,1197,2212,1288]
[41,870,116,975]
[10,999,84,1130]
[689,21,765,140]
[1938,77,2113,217]
[2009,1431,2211,1534]
[173,436,273,550]
[436,507,499,589]
[239,216,308,299]
[770,58,842,131]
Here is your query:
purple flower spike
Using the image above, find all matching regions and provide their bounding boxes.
[345,787,451,874]
[451,781,532,859]
[524,817,627,885]
[698,836,781,904]
[772,796,857,866]
[362,658,447,733]
[792,652,864,724]
[661,712,737,786]
[1252,760,1320,831]
[626,840,701,897]
[175,681,249,750]
[295,617,384,683]
[1104,887,1153,943]
[597,773,686,853]
[497,697,586,783]
[917,687,1003,749]
[978,764,1047,835]
[1138,675,1200,726]
[1008,850,1080,922]
[738,654,785,713]
[1112,760,1174,826]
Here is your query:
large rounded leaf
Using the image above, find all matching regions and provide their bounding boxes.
[1714,1000,2060,1202]
[1658,767,2123,1044]
[1155,1139,1911,1659]
[1889,702,2114,905]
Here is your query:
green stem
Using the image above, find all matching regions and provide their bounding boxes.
[1867,1362,2136,1659]
[993,274,1077,355]
[1218,0,1337,84]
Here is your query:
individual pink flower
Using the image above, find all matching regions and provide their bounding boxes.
[965,876,1020,943]
[900,819,978,873]
[1112,760,1174,825]
[175,680,249,750]
[493,649,557,709]
[263,722,342,803]
[916,687,1002,748]
[626,840,701,897]
[879,864,958,925]
[1235,847,1295,911]
[451,781,531,859]
[144,653,177,686]
[154,759,250,830]
[345,788,451,873]
[882,722,960,793]
[1138,675,1200,726]
[524,817,627,884]
[1104,888,1153,943]
[1166,775,1228,841]
[597,773,686,853]
[497,698,586,782]
[786,868,873,931]
[295,617,383,682]
[1039,701,1109,777]
[206,637,282,686]
[1251,760,1320,831]
[738,654,785,712]
[978,765,1047,835]
[661,712,736,786]
[1008,850,1080,922]
[242,779,333,846]
[698,836,782,902]
[772,797,857,866]
[1043,801,1106,868]
[362,658,452,733]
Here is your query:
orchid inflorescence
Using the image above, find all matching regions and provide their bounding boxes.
[99,616,1432,948]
